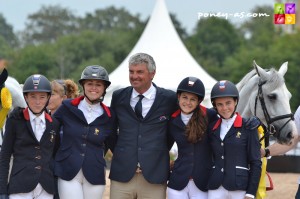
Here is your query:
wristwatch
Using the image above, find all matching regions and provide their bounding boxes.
[264,148,270,157]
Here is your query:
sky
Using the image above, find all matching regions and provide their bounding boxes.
[0,0,274,33]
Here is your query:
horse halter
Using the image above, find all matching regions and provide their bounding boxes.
[254,78,294,139]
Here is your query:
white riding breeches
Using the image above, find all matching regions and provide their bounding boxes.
[58,169,105,199]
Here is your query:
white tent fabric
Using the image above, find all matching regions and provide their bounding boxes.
[104,0,216,106]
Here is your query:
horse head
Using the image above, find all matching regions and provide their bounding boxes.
[237,61,296,144]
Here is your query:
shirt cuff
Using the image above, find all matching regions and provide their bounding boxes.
[245,193,254,198]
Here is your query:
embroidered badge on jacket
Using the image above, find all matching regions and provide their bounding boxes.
[159,116,167,121]
[236,131,241,138]
[94,128,100,135]
[50,130,56,142]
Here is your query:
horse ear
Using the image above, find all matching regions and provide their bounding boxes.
[253,60,268,79]
[278,62,288,76]
[253,60,260,76]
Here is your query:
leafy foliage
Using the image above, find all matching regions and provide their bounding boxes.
[0,14,17,49]
[79,6,145,33]
[186,17,242,80]
[21,5,79,45]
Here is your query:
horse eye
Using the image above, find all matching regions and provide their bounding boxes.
[268,93,277,101]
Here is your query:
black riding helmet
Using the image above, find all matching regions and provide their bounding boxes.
[23,74,51,115]
[23,74,52,94]
[177,76,205,100]
[79,65,111,104]
[210,80,239,118]
[78,65,111,87]
[210,80,239,101]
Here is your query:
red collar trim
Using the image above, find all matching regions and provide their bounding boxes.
[45,112,53,122]
[234,113,243,128]
[23,107,53,122]
[171,109,181,118]
[71,96,84,106]
[212,113,242,130]
[70,96,111,118]
[212,119,222,131]
[200,105,207,116]
[23,108,30,120]
[101,102,111,117]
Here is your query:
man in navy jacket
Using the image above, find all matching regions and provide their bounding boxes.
[109,53,178,199]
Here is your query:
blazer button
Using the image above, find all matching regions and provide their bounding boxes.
[80,153,85,157]
[221,142,224,146]
[221,168,224,172]
[35,156,42,159]
[35,166,42,170]
[221,156,224,159]
[35,146,41,149]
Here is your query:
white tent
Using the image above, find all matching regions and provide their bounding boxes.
[104,0,216,106]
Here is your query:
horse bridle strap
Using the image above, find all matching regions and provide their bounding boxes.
[254,78,294,140]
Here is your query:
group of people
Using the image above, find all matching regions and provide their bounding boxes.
[0,52,296,199]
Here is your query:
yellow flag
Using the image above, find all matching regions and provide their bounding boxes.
[256,125,267,199]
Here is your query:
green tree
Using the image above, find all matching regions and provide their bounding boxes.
[223,47,270,83]
[52,29,139,80]
[79,6,145,34]
[239,6,276,49]
[21,5,78,45]
[0,14,18,71]
[186,17,242,80]
[10,44,56,82]
[0,13,18,47]
[10,6,145,81]
[222,6,280,85]
[266,32,300,111]
[0,36,13,59]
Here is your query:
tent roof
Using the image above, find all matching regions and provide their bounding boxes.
[104,0,216,106]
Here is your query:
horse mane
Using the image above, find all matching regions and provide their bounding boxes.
[236,67,284,92]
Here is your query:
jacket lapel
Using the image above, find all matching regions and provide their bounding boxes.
[223,127,237,139]
[223,114,243,140]
[144,86,165,120]
[172,114,185,129]
[26,120,38,141]
[118,87,137,118]
[23,108,39,141]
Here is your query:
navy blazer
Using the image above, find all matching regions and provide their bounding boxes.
[53,96,115,185]
[109,84,178,184]
[207,114,262,196]
[0,107,60,195]
[167,106,218,191]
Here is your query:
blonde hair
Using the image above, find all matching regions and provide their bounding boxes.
[51,79,80,99]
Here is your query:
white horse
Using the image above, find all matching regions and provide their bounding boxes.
[0,69,26,148]
[236,61,296,144]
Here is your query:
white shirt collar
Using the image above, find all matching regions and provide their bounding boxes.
[132,84,156,100]
[29,109,45,124]
[221,113,237,125]
[82,97,102,111]
[78,97,103,124]
[220,113,237,140]
[181,112,193,125]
